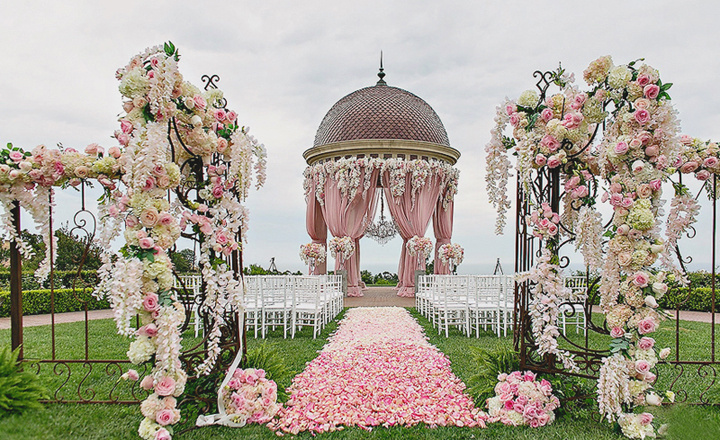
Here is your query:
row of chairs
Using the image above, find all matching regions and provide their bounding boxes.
[244,275,344,339]
[416,274,588,338]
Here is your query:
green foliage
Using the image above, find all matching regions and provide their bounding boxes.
[243,342,294,402]
[466,346,520,406]
[0,346,48,416]
[0,288,110,318]
[242,263,301,276]
[53,223,103,271]
[658,287,717,312]
[0,270,100,291]
[170,248,196,273]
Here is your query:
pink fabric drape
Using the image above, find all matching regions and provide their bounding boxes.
[382,172,443,297]
[433,199,454,274]
[321,169,380,296]
[306,180,328,274]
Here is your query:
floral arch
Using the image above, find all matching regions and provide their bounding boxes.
[1,42,266,439]
[487,57,720,437]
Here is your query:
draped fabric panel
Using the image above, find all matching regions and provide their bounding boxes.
[320,168,380,296]
[382,172,443,297]
[432,199,454,274]
[305,179,328,275]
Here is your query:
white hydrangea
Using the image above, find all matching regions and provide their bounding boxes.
[608,65,632,89]
[127,335,156,364]
[517,89,539,108]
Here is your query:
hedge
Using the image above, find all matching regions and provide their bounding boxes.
[0,288,110,318]
[0,270,100,291]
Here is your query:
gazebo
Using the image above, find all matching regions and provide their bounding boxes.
[303,66,460,297]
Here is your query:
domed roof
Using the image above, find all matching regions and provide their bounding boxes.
[313,83,450,148]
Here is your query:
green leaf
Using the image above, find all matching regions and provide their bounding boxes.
[142,104,155,123]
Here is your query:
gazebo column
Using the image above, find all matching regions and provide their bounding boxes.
[306,187,327,275]
[433,198,454,274]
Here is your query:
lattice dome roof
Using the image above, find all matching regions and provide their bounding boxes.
[313,83,450,148]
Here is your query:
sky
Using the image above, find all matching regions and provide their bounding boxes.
[2,1,720,275]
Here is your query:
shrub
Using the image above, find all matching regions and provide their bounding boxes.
[0,346,48,415]
[243,342,293,402]
[466,346,520,406]
[0,288,110,318]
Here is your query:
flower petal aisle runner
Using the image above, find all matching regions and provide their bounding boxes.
[270,307,487,434]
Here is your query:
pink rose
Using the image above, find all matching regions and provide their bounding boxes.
[535,154,547,166]
[565,175,580,190]
[696,170,711,181]
[643,84,660,99]
[506,103,517,115]
[659,347,671,359]
[226,110,238,122]
[155,428,171,440]
[140,208,159,228]
[633,272,650,287]
[634,109,651,125]
[142,293,159,312]
[649,179,662,191]
[636,184,653,199]
[638,317,658,335]
[214,109,227,121]
[212,185,224,198]
[680,161,699,173]
[125,215,139,228]
[636,74,651,86]
[632,160,646,173]
[140,375,154,391]
[122,369,139,381]
[541,135,560,152]
[540,108,554,122]
[614,142,629,154]
[703,156,719,168]
[547,156,561,168]
[610,193,624,206]
[639,412,654,426]
[621,197,634,208]
[193,95,207,110]
[120,119,134,134]
[635,360,651,376]
[75,166,89,179]
[158,213,174,226]
[139,237,155,249]
[116,132,130,146]
[139,323,158,337]
[610,327,625,338]
[155,376,176,396]
[509,113,521,126]
[638,337,655,350]
[217,137,229,153]
[644,145,659,157]
[644,371,657,383]
[156,409,174,426]
[572,185,588,199]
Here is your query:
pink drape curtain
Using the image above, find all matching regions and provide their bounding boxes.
[382,172,443,297]
[305,179,328,275]
[433,199,454,274]
[320,169,380,296]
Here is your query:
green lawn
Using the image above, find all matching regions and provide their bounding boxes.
[0,309,718,439]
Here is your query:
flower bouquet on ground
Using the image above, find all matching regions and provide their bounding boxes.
[486,370,560,427]
[406,236,433,268]
[328,236,355,269]
[299,243,326,274]
[218,368,281,427]
[438,243,464,274]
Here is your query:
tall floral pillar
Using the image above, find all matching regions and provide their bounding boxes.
[432,198,454,274]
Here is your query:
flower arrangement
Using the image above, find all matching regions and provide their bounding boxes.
[328,236,355,268]
[406,235,433,263]
[438,243,464,273]
[300,242,326,273]
[526,203,560,240]
[218,367,281,427]
[304,157,459,210]
[486,370,560,427]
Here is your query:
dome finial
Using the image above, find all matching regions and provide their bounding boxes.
[377,51,386,85]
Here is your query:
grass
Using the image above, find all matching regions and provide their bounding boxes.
[0,309,718,439]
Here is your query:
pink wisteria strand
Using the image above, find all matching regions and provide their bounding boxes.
[270,307,488,434]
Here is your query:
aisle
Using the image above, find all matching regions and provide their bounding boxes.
[270,307,487,434]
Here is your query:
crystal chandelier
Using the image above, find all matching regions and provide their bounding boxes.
[365,191,399,245]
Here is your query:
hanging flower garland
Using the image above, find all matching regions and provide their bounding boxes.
[303,157,459,209]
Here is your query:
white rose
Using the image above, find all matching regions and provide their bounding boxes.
[659,347,671,360]
[646,392,663,406]
[650,244,664,254]
[645,296,658,308]
[190,115,203,127]
[652,282,668,296]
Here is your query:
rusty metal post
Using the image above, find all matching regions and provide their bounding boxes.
[9,201,23,359]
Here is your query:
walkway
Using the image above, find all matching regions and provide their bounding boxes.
[344,286,415,308]
[269,307,487,434]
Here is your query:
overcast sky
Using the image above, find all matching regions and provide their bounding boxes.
[2,1,720,274]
